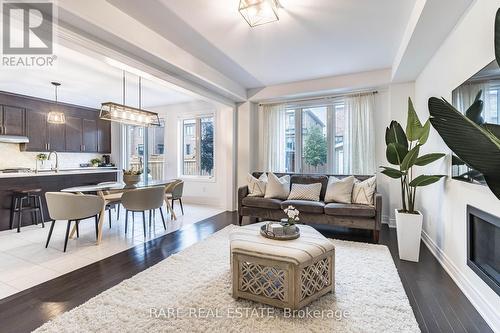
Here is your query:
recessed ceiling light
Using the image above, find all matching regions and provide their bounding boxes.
[239,0,279,28]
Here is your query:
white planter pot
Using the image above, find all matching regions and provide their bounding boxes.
[395,209,423,262]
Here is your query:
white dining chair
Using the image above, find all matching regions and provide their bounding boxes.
[45,192,104,252]
[122,186,166,237]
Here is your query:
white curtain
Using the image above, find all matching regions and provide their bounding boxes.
[343,94,376,175]
[452,82,492,122]
[260,103,286,172]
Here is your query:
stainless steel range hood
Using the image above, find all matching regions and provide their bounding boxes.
[0,135,29,143]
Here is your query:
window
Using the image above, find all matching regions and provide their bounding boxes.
[125,119,165,181]
[301,106,327,174]
[283,100,345,174]
[182,116,214,177]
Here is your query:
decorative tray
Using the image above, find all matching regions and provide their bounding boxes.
[260,224,300,240]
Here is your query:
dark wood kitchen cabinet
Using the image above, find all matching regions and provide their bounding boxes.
[82,118,98,152]
[97,119,111,153]
[65,116,83,152]
[0,91,112,153]
[25,109,48,151]
[0,105,25,136]
[47,122,66,151]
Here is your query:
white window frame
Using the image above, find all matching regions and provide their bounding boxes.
[286,99,345,174]
[178,113,216,181]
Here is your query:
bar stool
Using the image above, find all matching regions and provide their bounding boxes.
[9,188,45,233]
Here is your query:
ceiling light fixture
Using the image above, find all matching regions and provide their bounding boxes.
[47,82,66,124]
[239,0,279,27]
[99,71,161,127]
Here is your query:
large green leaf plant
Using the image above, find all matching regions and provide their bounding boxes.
[381,98,446,214]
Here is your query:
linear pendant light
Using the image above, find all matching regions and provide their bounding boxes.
[47,82,66,124]
[99,71,160,127]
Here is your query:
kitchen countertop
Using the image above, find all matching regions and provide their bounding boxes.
[0,167,119,179]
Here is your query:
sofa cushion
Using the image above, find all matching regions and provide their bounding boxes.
[265,173,291,199]
[352,176,377,205]
[324,203,376,217]
[280,200,325,214]
[287,183,322,201]
[290,174,328,201]
[247,173,267,197]
[324,176,355,204]
[242,196,283,210]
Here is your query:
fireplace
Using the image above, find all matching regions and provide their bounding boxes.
[467,205,500,296]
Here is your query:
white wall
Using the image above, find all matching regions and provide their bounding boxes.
[413,0,500,329]
[236,101,258,187]
[151,101,235,210]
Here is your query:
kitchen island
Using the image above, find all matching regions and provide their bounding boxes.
[0,168,118,231]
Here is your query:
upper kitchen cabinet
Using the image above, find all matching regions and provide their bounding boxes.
[0,91,112,153]
[65,116,83,152]
[82,118,98,152]
[0,105,25,136]
[97,118,111,153]
[24,108,48,151]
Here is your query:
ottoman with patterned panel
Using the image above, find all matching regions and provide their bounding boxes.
[230,222,335,310]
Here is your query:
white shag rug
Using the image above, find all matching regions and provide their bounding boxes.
[35,225,420,332]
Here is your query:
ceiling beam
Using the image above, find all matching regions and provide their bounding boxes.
[391,0,474,82]
[56,0,247,103]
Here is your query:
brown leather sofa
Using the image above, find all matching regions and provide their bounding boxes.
[238,172,382,242]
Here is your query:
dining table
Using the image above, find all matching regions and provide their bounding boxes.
[61,179,177,245]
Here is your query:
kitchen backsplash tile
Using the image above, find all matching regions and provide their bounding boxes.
[0,143,103,170]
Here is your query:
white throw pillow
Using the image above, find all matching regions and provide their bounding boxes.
[324,176,355,204]
[352,176,377,205]
[287,183,322,201]
[247,173,267,197]
[264,173,291,200]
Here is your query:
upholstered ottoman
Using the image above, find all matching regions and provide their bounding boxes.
[230,222,335,310]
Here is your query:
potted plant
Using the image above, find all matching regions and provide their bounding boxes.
[381,98,446,262]
[35,153,48,172]
[123,169,143,186]
[90,158,101,167]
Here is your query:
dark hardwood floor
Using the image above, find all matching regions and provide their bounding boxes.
[0,212,492,333]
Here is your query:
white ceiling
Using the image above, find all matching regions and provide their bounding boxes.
[0,44,196,109]
[109,0,417,88]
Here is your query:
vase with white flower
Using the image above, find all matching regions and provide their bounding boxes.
[281,205,300,235]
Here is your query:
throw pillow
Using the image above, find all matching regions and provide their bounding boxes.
[247,173,267,197]
[287,183,322,201]
[264,173,291,200]
[324,176,355,204]
[352,176,377,205]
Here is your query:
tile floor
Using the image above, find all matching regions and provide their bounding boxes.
[0,203,224,300]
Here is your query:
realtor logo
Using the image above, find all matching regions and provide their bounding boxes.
[1,1,56,67]
[2,2,53,54]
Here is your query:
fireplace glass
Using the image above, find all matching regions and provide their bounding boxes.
[467,205,500,296]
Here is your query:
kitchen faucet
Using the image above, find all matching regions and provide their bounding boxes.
[48,151,59,173]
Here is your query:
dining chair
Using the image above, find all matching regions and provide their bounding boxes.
[165,180,184,216]
[122,186,166,237]
[97,182,123,228]
[45,192,104,252]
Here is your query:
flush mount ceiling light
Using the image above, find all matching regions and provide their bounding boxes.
[239,0,279,27]
[47,82,66,124]
[99,72,160,127]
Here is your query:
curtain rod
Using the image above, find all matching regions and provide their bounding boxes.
[258,90,378,106]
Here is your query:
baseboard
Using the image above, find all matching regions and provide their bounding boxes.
[421,231,499,332]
